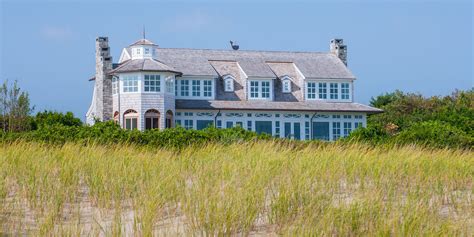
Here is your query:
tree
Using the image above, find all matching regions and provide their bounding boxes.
[0,80,34,132]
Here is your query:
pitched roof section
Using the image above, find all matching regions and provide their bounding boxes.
[266,62,305,101]
[109,59,181,74]
[176,100,383,114]
[129,38,157,46]
[154,48,355,79]
[209,60,247,101]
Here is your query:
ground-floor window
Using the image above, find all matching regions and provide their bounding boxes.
[255,121,272,135]
[275,121,280,137]
[343,122,352,137]
[124,109,138,130]
[216,120,222,128]
[355,122,363,129]
[144,109,160,130]
[197,120,213,130]
[184,119,193,129]
[312,122,330,141]
[333,122,341,140]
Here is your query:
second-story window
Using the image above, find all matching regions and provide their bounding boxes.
[318,83,327,99]
[330,83,338,99]
[112,77,118,95]
[249,80,271,99]
[203,80,212,97]
[123,75,138,92]
[144,75,160,92]
[166,78,174,93]
[341,83,350,100]
[224,78,234,92]
[180,80,189,96]
[250,81,259,98]
[192,80,201,96]
[282,79,291,93]
[307,82,316,99]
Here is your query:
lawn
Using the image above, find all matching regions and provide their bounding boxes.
[0,141,472,236]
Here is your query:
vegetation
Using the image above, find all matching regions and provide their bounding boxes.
[0,80,33,132]
[348,89,474,148]
[1,141,472,235]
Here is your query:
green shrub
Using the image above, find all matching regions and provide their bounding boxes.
[31,111,82,129]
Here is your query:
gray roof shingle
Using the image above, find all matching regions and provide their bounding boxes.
[109,59,181,74]
[176,100,382,114]
[154,48,355,79]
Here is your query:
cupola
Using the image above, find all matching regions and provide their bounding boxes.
[129,38,158,60]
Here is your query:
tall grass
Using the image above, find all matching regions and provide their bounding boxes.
[0,141,472,236]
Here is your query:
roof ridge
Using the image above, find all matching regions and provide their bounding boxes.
[156,47,330,54]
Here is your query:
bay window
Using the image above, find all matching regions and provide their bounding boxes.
[144,75,160,92]
[122,75,138,92]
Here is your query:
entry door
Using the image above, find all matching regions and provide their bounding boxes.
[312,122,330,141]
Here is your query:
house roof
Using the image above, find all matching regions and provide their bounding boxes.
[129,38,157,46]
[175,100,383,114]
[109,59,181,74]
[153,48,355,79]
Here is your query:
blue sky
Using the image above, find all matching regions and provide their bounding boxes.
[1,0,472,120]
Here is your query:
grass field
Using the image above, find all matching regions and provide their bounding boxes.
[0,141,472,236]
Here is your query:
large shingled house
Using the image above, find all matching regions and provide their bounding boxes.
[86,37,381,140]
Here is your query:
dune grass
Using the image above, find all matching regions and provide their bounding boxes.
[0,141,472,236]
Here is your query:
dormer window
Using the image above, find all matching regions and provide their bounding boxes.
[145,48,150,55]
[136,48,141,55]
[281,76,292,93]
[223,75,235,92]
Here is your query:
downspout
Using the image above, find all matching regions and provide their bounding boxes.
[116,76,121,128]
[310,112,317,140]
[214,109,221,128]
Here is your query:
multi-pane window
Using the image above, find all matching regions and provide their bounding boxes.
[333,122,341,140]
[341,83,350,100]
[224,78,234,92]
[275,121,280,137]
[333,115,341,119]
[355,122,363,129]
[166,79,174,93]
[112,77,118,94]
[305,121,310,140]
[355,115,363,119]
[318,83,327,99]
[180,80,189,96]
[203,80,212,97]
[247,121,252,131]
[343,122,352,137]
[307,82,316,99]
[249,81,271,99]
[330,83,338,99]
[123,75,138,92]
[184,120,193,129]
[192,80,201,96]
[125,118,138,130]
[261,81,270,98]
[250,81,259,98]
[144,75,160,92]
[343,115,352,119]
[216,120,222,129]
[282,80,291,93]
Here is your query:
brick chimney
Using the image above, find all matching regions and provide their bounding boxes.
[330,39,347,66]
[94,36,113,121]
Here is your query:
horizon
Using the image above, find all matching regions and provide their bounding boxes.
[1,0,472,120]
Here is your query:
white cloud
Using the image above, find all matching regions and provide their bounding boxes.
[39,25,75,41]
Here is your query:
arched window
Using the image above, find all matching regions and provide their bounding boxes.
[223,75,234,92]
[123,109,138,130]
[281,76,292,93]
[145,109,160,130]
[113,111,119,124]
[165,110,173,128]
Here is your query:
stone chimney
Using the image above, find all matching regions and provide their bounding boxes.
[330,39,347,66]
[94,36,113,121]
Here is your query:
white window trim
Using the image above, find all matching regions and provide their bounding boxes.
[223,75,235,92]
[248,79,273,100]
[121,74,140,93]
[281,76,292,93]
[143,74,161,93]
[175,78,215,100]
[305,80,353,102]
